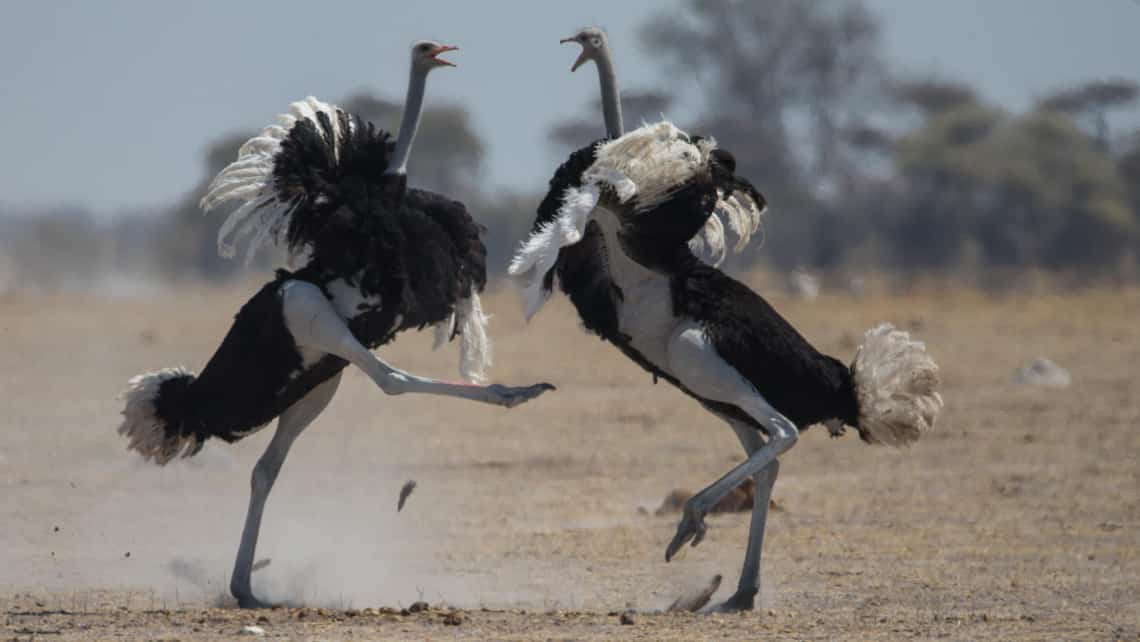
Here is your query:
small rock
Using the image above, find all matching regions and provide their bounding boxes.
[124,552,131,558]
[442,612,463,626]
[1013,357,1071,388]
[53,526,60,532]
[619,610,636,625]
[408,601,429,613]
[238,625,265,636]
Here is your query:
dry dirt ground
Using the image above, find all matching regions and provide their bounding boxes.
[2,278,1138,640]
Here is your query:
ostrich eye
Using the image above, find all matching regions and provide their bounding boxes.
[591,37,601,47]
[417,44,431,53]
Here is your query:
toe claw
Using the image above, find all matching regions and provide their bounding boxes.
[665,506,709,561]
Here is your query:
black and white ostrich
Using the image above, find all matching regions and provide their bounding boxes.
[509,27,943,612]
[118,40,553,608]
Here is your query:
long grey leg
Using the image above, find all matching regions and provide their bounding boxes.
[663,322,798,567]
[715,415,781,611]
[230,372,341,608]
[280,280,553,407]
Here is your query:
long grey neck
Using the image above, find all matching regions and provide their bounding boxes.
[387,66,428,175]
[596,50,623,138]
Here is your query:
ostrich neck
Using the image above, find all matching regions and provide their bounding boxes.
[387,66,428,175]
[596,53,623,138]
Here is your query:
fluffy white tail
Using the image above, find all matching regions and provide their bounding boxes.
[851,324,943,447]
[117,367,202,465]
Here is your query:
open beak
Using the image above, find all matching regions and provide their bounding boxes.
[429,44,459,67]
[560,37,589,72]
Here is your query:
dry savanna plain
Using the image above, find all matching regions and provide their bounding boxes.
[2,275,1138,640]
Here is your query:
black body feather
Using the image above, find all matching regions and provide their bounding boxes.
[148,110,486,451]
[534,141,858,436]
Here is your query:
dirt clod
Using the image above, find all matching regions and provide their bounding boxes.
[397,480,417,512]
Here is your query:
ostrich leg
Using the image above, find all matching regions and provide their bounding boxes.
[280,280,553,406]
[231,372,341,608]
[714,414,781,612]
[664,323,798,592]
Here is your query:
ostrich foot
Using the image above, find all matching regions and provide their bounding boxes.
[487,382,556,408]
[665,502,709,561]
[233,590,275,609]
[705,586,757,613]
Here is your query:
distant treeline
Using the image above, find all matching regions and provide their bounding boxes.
[3,0,1139,292]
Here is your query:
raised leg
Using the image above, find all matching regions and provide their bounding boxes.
[230,372,341,608]
[663,322,798,567]
[280,280,553,407]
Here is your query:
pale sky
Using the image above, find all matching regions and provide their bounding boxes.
[1,0,1137,216]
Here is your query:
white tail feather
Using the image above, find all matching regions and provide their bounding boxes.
[117,367,200,465]
[851,324,943,447]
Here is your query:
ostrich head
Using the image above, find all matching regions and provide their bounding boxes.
[560,27,611,72]
[560,27,624,138]
[411,39,459,71]
[387,40,459,176]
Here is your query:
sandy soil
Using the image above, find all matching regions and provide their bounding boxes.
[2,277,1138,640]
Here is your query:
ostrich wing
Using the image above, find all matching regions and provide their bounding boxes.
[200,97,395,265]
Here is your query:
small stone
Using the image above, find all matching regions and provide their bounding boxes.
[124,552,131,558]
[53,526,60,532]
[1013,357,1071,387]
[442,612,463,626]
[619,610,636,625]
[238,625,265,636]
[408,601,429,613]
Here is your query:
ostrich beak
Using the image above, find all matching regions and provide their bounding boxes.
[429,44,459,67]
[570,50,590,72]
[560,37,590,72]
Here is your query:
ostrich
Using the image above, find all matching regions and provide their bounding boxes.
[509,27,942,612]
[118,40,554,608]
